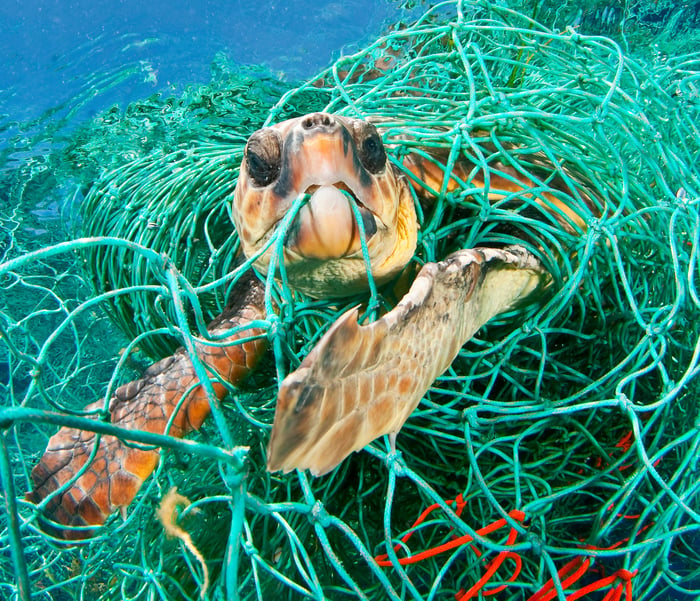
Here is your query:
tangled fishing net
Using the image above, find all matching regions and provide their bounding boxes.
[2,1,699,599]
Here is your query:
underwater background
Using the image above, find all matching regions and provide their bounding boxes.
[2,0,699,253]
[1,1,699,600]
[1,0,699,249]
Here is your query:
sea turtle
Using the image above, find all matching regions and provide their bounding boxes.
[26,111,588,540]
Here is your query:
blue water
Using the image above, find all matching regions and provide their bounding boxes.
[2,0,697,163]
[0,0,411,156]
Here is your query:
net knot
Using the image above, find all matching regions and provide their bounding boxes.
[420,231,437,248]
[242,539,258,557]
[592,106,609,124]
[491,91,508,107]
[266,313,287,342]
[526,533,544,556]
[222,463,246,487]
[520,320,535,335]
[386,448,406,476]
[309,501,331,528]
[645,322,667,338]
[478,205,491,222]
[463,406,482,432]
[616,392,635,414]
[566,27,582,44]
[674,187,690,208]
[585,221,612,253]
[587,217,603,233]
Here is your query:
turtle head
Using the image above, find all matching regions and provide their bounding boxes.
[233,113,418,298]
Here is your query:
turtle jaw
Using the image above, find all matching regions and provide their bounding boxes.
[252,176,416,299]
[282,183,380,261]
[233,113,418,298]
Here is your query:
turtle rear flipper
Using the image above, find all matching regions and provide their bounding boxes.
[267,245,548,475]
[26,274,268,540]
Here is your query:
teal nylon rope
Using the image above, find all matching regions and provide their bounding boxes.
[1,1,699,599]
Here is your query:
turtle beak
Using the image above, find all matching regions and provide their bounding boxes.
[284,184,378,260]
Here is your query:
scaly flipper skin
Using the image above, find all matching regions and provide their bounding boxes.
[267,246,547,475]
[26,274,267,540]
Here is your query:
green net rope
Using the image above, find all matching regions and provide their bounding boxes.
[2,2,699,599]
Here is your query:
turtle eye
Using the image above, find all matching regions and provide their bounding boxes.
[357,124,387,174]
[245,129,282,187]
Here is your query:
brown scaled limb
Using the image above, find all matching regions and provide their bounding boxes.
[267,246,547,475]
[26,274,267,540]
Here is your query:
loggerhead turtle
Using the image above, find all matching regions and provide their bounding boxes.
[26,112,590,540]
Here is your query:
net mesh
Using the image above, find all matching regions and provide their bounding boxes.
[2,1,700,600]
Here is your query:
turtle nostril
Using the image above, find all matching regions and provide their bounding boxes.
[301,113,335,130]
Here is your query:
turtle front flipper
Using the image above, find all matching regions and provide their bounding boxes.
[26,274,267,540]
[267,246,547,475]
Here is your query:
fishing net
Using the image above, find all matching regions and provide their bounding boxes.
[2,1,699,599]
